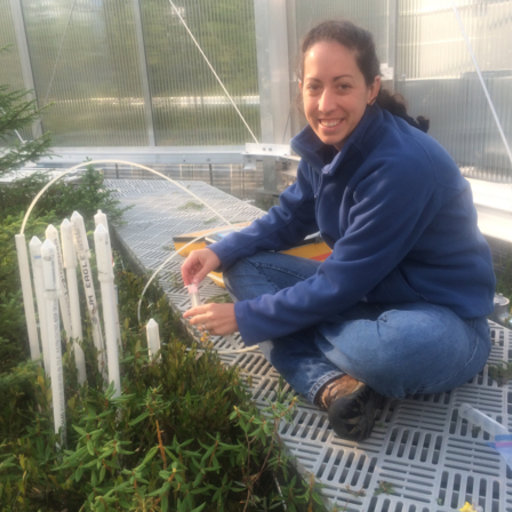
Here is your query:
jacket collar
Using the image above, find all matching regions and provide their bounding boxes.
[291,104,383,174]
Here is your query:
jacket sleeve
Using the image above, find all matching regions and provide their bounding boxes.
[231,159,442,345]
[210,161,319,270]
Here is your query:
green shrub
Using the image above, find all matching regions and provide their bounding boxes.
[0,174,326,511]
[0,266,324,511]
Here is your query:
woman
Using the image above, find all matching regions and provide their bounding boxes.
[181,19,495,441]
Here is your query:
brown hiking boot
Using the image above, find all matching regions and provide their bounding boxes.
[316,375,383,441]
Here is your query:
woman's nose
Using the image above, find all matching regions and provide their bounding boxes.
[318,87,336,113]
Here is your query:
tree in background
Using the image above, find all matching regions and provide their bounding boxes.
[0,77,52,176]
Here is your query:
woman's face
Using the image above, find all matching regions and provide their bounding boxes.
[300,40,380,150]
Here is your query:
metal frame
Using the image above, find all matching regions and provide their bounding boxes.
[132,0,156,146]
[253,0,292,145]
[8,0,42,139]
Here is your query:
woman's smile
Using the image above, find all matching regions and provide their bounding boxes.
[300,40,380,150]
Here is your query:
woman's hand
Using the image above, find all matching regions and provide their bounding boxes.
[181,248,238,335]
[181,248,221,286]
[183,303,238,336]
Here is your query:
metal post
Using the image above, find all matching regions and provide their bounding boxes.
[253,0,291,145]
[8,0,43,139]
[132,0,156,146]
[253,0,292,198]
[387,0,398,88]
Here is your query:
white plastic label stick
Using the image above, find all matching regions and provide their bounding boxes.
[41,239,67,446]
[94,223,121,397]
[14,233,41,361]
[45,224,72,340]
[71,211,106,378]
[29,236,51,374]
[60,218,86,384]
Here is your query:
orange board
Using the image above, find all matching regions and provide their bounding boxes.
[173,224,331,288]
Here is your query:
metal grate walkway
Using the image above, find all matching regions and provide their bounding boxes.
[108,178,511,512]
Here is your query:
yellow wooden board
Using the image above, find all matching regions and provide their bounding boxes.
[173,224,331,288]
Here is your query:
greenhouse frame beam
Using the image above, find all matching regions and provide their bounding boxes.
[36,146,246,167]
[8,0,43,139]
[132,0,156,146]
[253,0,291,146]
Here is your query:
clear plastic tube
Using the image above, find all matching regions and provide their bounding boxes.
[187,284,201,308]
[458,403,508,437]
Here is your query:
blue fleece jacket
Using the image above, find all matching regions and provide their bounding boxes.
[210,104,496,345]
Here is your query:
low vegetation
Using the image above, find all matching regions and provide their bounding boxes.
[0,171,327,511]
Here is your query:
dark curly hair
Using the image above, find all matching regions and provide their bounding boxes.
[297,20,429,132]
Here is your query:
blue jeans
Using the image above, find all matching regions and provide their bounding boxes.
[223,251,491,404]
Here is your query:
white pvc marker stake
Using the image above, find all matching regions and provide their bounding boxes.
[70,211,106,378]
[14,233,41,361]
[94,210,121,353]
[45,224,72,340]
[41,238,67,446]
[60,219,86,384]
[94,209,109,231]
[146,318,161,361]
[94,223,121,397]
[29,236,51,374]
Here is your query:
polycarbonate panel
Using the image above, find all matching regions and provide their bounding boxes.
[397,0,512,79]
[290,0,393,137]
[0,0,24,91]
[18,0,148,146]
[139,0,260,145]
[293,0,391,64]
[0,0,511,181]
[395,0,512,181]
[0,0,36,142]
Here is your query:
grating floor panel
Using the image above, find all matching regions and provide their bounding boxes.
[108,179,511,511]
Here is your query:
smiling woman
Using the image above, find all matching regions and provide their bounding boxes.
[296,19,429,140]
[299,40,380,150]
[181,19,496,442]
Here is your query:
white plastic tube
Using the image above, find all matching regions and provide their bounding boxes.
[41,238,67,446]
[146,318,161,361]
[14,233,41,361]
[94,223,121,397]
[29,236,51,374]
[45,224,72,339]
[60,218,86,384]
[71,211,106,377]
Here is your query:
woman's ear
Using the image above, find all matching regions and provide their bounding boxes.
[368,75,381,105]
